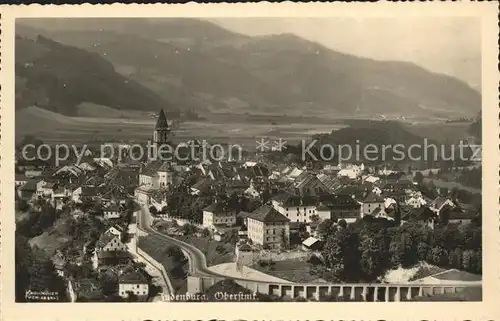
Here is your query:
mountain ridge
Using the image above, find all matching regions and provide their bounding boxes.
[16,19,481,119]
[15,34,179,117]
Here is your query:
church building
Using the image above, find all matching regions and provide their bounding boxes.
[153,108,171,145]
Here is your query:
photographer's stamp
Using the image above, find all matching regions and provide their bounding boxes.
[0,2,498,321]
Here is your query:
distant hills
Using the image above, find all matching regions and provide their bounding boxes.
[16,19,481,119]
[15,34,179,117]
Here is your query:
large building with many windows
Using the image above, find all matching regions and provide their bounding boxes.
[247,205,290,250]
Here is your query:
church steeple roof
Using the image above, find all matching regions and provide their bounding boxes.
[155,109,170,130]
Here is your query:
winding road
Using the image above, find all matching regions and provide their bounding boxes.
[137,204,226,278]
[137,203,287,283]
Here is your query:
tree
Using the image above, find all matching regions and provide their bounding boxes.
[322,227,361,282]
[448,248,463,269]
[201,228,211,238]
[281,229,289,249]
[316,219,334,240]
[15,234,33,302]
[393,204,401,226]
[166,246,184,262]
[125,199,136,211]
[262,187,271,204]
[359,227,391,281]
[17,199,30,212]
[99,271,118,296]
[28,252,66,301]
[181,223,198,236]
[310,214,321,224]
[439,205,451,226]
[416,242,430,262]
[428,246,448,266]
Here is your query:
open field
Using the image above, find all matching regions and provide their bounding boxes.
[16,107,476,148]
[252,257,319,283]
[16,107,341,148]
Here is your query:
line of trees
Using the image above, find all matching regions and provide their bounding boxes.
[320,216,482,283]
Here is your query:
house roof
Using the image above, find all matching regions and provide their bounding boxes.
[363,192,385,203]
[104,204,120,212]
[141,161,163,177]
[204,202,236,216]
[237,211,252,219]
[430,197,452,209]
[192,177,212,192]
[19,180,38,191]
[294,174,326,190]
[401,206,436,221]
[119,271,149,284]
[54,187,66,194]
[302,237,320,247]
[15,173,27,181]
[248,205,290,223]
[273,193,318,207]
[429,269,482,282]
[44,182,57,189]
[97,231,119,248]
[321,194,360,209]
[238,243,253,252]
[97,250,130,259]
[158,162,172,172]
[155,109,170,130]
[316,173,337,190]
[81,186,97,197]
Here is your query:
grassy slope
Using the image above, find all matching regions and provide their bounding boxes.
[252,258,317,283]
[138,236,188,294]
[175,235,235,267]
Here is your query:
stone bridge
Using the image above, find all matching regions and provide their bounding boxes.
[188,276,480,302]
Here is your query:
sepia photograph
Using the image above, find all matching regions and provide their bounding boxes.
[13,15,484,304]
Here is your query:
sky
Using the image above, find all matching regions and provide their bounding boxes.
[212,17,481,90]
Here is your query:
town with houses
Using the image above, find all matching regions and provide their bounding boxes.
[15,109,482,302]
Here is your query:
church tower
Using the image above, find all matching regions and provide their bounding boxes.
[153,109,171,145]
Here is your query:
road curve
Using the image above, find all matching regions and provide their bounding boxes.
[137,204,289,284]
[137,205,226,278]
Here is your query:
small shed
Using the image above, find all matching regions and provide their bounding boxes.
[301,237,322,251]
